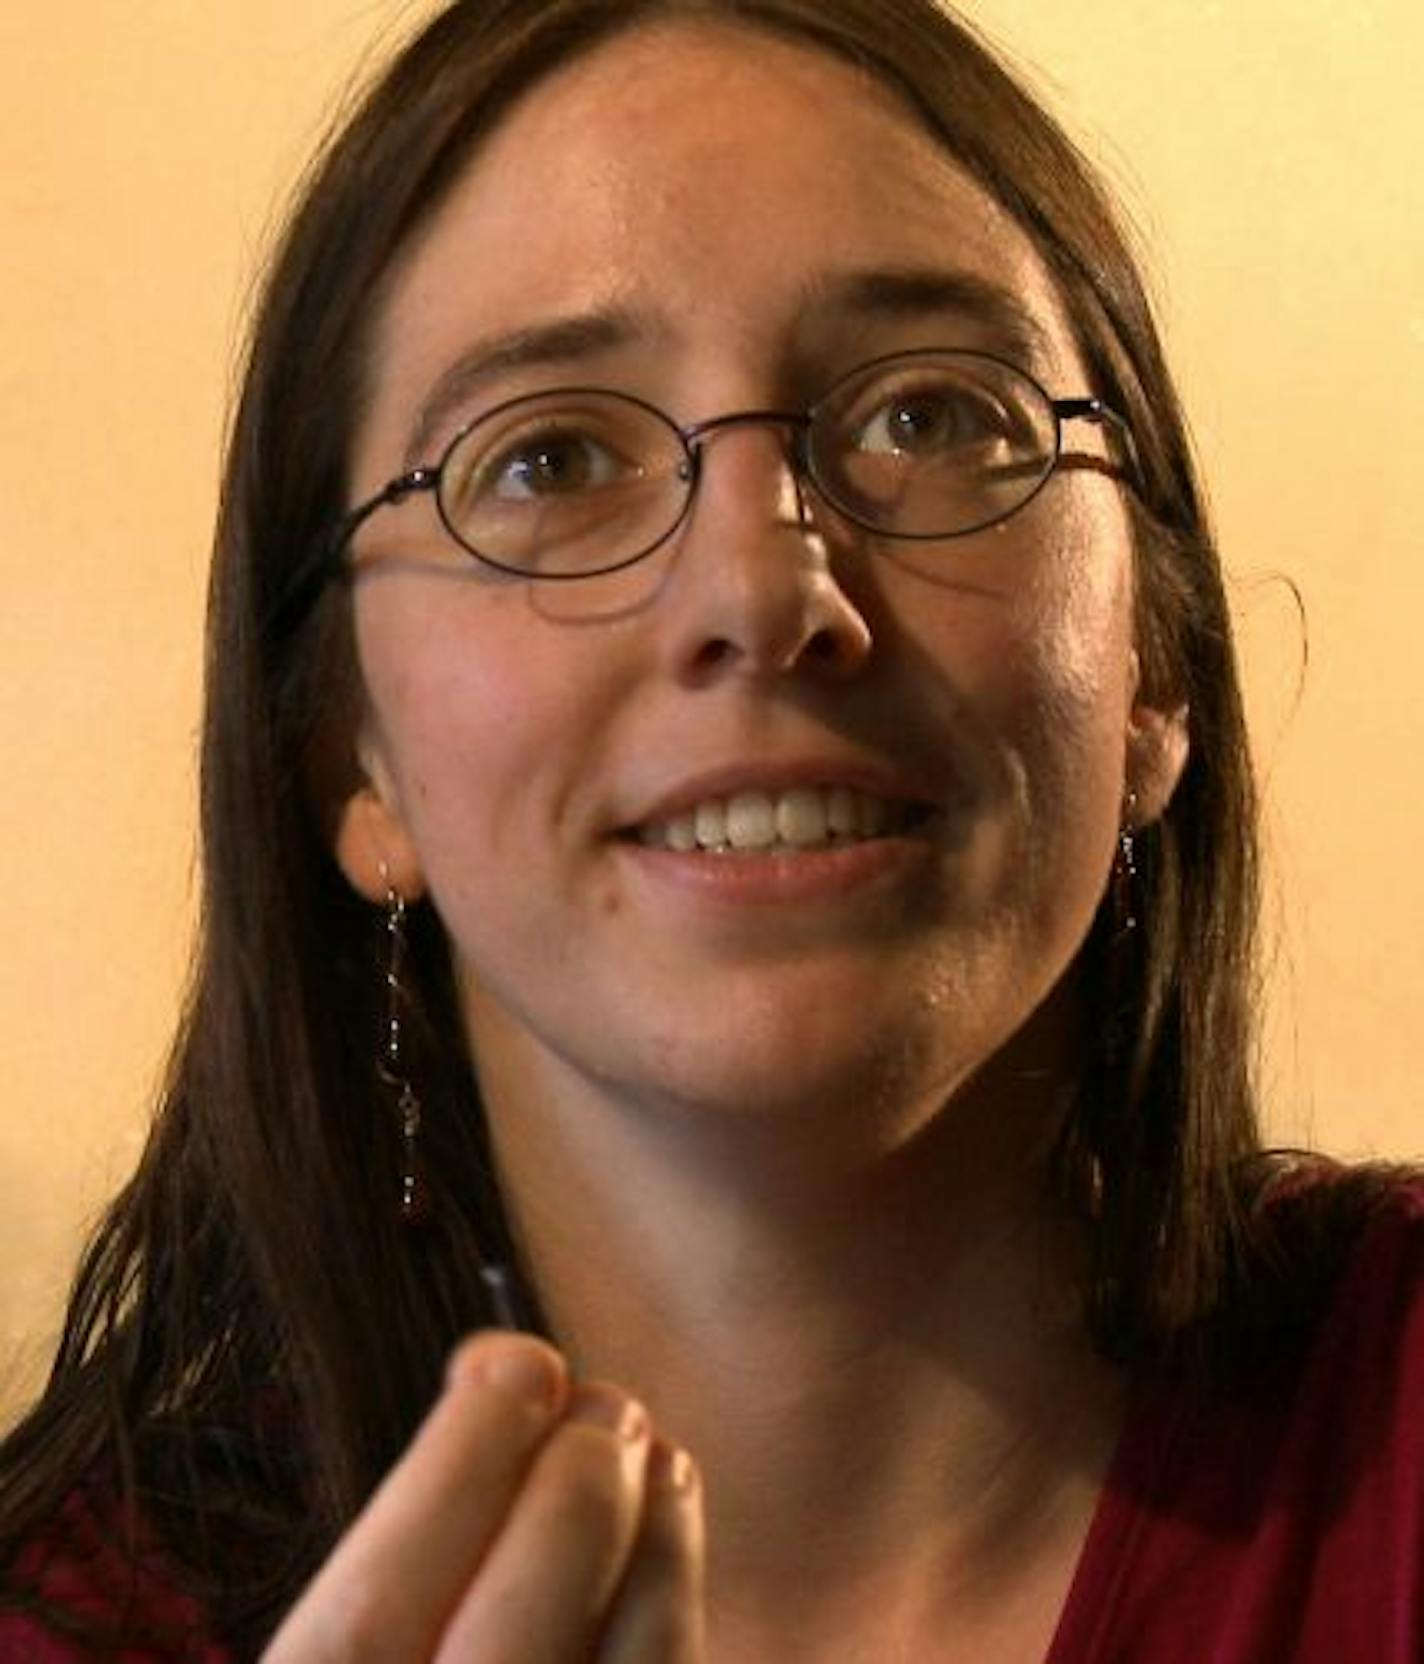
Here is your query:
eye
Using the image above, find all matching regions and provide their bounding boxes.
[477,426,627,501]
[851,380,1013,458]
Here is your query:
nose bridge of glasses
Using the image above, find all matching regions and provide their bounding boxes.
[682,407,810,461]
[680,408,816,521]
[688,410,815,537]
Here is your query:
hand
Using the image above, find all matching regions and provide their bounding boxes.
[261,1333,705,1662]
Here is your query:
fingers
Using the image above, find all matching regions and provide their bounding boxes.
[263,1333,569,1662]
[596,1436,706,1664]
[262,1336,705,1664]
[433,1383,656,1663]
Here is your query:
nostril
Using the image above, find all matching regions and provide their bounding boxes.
[691,637,737,676]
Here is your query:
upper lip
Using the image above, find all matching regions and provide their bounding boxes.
[618,755,954,833]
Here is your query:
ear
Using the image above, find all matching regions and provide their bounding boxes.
[332,744,427,905]
[1125,687,1190,831]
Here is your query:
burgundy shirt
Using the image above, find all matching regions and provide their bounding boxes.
[1048,1182,1424,1661]
[4,1185,1420,1661]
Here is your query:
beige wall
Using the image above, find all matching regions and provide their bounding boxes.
[1,1,1419,1413]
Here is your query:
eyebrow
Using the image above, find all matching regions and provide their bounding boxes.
[400,308,644,468]
[802,265,1055,369]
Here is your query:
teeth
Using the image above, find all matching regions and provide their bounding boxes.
[665,817,698,853]
[727,791,778,850]
[776,787,827,847]
[637,787,914,852]
[694,800,727,848]
[827,786,859,838]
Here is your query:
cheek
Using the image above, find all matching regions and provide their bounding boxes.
[902,502,1136,770]
[1021,563,1134,773]
[895,497,1138,903]
[353,584,566,863]
[1005,525,1139,930]
[1008,488,1136,714]
[350,578,651,956]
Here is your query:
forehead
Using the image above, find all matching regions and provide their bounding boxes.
[358,19,1084,470]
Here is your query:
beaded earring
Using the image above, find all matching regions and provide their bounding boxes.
[377,870,430,1225]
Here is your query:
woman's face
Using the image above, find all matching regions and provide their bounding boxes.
[336,20,1186,1140]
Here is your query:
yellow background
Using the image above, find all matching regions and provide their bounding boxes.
[1,0,1420,1415]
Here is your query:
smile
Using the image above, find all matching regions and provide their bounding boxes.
[633,786,925,854]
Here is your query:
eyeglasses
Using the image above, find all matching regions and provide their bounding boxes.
[328,349,1131,583]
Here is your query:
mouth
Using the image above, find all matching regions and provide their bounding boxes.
[628,785,933,854]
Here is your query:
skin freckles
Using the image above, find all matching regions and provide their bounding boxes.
[334,19,1184,1150]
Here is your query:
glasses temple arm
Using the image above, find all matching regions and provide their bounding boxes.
[266,468,439,642]
[1054,396,1142,487]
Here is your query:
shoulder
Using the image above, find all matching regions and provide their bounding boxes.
[1331,1172,1424,1309]
[1268,1164,1424,1361]
[0,1483,232,1663]
[1057,1174,1424,1662]
[1217,1157,1424,1367]
[1196,1168,1423,1456]
[1303,1172,1424,1421]
[1213,1168,1424,1450]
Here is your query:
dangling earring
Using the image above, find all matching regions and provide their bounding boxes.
[1111,790,1140,940]
[1095,790,1144,1096]
[377,867,430,1225]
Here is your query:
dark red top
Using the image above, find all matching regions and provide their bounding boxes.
[4,1185,1420,1660]
[0,1484,232,1662]
[1048,1181,1424,1661]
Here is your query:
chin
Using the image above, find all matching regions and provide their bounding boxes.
[612,979,992,1143]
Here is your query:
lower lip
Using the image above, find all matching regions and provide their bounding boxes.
[617,830,933,907]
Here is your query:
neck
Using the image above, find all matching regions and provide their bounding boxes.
[473,1006,1123,1655]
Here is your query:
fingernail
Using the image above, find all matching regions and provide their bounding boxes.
[568,1386,649,1443]
[652,1440,699,1496]
[465,1341,563,1411]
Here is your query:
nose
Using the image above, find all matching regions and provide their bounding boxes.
[658,418,873,686]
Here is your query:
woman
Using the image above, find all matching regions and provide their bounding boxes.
[1,0,1418,1658]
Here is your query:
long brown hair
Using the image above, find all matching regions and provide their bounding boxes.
[0,0,1391,1650]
